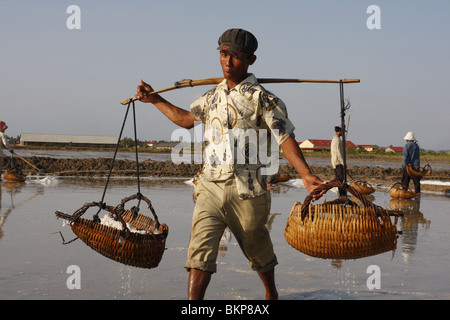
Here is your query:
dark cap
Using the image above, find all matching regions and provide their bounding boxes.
[217,28,258,56]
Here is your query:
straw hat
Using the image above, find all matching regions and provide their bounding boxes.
[404,131,416,141]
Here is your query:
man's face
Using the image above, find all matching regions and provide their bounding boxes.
[219,50,255,84]
[0,123,7,133]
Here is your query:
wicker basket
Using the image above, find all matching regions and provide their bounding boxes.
[350,180,375,194]
[55,194,168,269]
[389,182,416,199]
[284,181,402,260]
[4,169,26,182]
[406,164,432,179]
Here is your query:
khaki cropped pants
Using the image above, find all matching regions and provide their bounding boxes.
[185,177,277,273]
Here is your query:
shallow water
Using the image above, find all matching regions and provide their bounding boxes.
[1,174,449,300]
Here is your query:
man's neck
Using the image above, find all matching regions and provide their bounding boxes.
[225,73,250,90]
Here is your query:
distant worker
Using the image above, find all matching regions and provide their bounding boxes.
[0,121,14,180]
[331,125,346,196]
[401,131,421,194]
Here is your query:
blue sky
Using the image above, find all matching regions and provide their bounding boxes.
[1,1,449,151]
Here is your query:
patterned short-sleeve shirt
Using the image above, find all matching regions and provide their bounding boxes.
[190,74,295,199]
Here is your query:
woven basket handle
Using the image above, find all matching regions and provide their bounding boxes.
[300,181,374,219]
[55,201,117,222]
[119,193,160,228]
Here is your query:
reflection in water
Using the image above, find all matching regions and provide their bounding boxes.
[0,181,40,240]
[390,198,430,262]
[219,228,232,258]
[330,259,343,269]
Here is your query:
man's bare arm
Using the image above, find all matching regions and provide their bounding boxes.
[135,79,196,129]
[281,136,324,194]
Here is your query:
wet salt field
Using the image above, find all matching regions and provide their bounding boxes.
[1,172,449,300]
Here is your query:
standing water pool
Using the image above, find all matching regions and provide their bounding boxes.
[0,175,449,300]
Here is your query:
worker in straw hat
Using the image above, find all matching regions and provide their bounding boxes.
[401,131,421,194]
[135,28,325,300]
[0,121,15,180]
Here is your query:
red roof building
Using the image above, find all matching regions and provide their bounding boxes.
[385,146,403,153]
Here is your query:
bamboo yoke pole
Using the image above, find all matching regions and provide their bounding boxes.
[120,77,360,105]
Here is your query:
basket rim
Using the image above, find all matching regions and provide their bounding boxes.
[69,215,168,241]
[299,181,403,221]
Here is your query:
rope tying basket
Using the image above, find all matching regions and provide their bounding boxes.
[406,163,432,179]
[55,193,168,269]
[284,181,403,260]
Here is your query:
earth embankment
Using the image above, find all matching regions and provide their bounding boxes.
[3,155,449,194]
